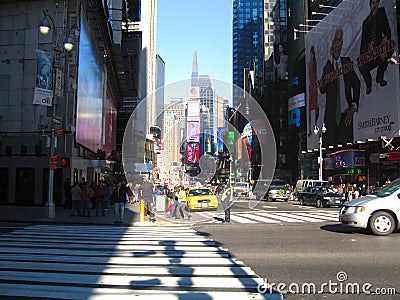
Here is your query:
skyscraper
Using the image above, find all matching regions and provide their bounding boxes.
[232,0,264,107]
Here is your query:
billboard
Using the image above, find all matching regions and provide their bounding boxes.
[203,129,212,154]
[185,143,200,164]
[100,84,117,155]
[186,100,200,121]
[288,93,305,127]
[187,121,200,143]
[217,128,226,153]
[76,10,104,152]
[305,0,399,149]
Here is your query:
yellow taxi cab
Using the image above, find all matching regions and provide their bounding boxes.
[186,187,218,210]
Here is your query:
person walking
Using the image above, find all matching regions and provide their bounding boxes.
[70,181,82,217]
[139,178,155,220]
[221,187,232,223]
[176,184,191,220]
[111,181,128,224]
[63,178,72,209]
[81,181,93,217]
[95,180,107,216]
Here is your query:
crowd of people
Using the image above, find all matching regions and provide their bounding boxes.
[63,177,167,224]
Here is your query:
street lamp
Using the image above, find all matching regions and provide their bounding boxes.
[314,123,327,181]
[39,9,74,219]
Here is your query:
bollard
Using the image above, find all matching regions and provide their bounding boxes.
[140,200,145,222]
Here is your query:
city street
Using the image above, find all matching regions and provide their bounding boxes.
[0,223,281,299]
[194,200,400,299]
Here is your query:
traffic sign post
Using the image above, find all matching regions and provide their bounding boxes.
[50,155,58,170]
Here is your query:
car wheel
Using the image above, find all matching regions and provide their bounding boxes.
[299,198,304,206]
[316,199,322,208]
[369,212,395,236]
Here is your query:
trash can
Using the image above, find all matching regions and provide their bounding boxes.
[155,195,168,213]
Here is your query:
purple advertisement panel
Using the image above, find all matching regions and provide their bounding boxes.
[76,10,104,152]
[306,0,399,149]
[187,121,200,143]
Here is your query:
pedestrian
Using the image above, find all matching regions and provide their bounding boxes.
[111,181,128,224]
[95,180,107,216]
[221,187,232,223]
[176,184,191,220]
[70,181,82,217]
[168,186,179,218]
[81,181,92,217]
[139,178,155,220]
[89,180,97,209]
[63,178,72,209]
[104,181,112,209]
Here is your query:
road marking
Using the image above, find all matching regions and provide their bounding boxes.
[229,215,258,224]
[256,212,304,222]
[0,225,279,299]
[262,205,277,209]
[239,213,280,223]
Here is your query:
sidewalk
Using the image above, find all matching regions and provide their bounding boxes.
[0,202,174,226]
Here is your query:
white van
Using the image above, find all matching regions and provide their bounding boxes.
[295,179,330,197]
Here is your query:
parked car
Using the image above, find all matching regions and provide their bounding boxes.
[233,182,250,197]
[295,179,330,197]
[298,186,345,208]
[339,178,400,235]
[185,187,218,210]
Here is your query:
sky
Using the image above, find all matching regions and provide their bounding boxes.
[157,0,233,87]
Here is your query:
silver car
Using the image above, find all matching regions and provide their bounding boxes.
[339,179,400,235]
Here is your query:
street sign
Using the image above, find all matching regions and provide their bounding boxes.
[54,128,64,136]
[52,116,62,126]
[50,155,58,169]
[38,124,50,130]
[55,68,62,97]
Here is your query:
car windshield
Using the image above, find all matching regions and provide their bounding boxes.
[370,178,400,197]
[189,189,213,196]
[319,187,336,194]
[315,182,330,187]
[235,183,248,188]
[270,185,288,190]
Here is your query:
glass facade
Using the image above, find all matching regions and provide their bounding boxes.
[232,0,264,106]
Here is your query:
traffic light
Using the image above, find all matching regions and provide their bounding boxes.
[57,156,70,168]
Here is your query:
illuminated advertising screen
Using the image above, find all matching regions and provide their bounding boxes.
[305,0,399,149]
[76,10,104,152]
[203,129,212,154]
[329,150,366,170]
[288,93,305,127]
[217,128,226,153]
[186,143,200,164]
[187,121,200,143]
[186,101,200,121]
[101,84,117,155]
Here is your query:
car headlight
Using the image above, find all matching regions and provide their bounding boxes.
[324,197,332,200]
[346,206,366,213]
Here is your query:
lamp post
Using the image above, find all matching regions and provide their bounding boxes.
[314,123,327,181]
[39,8,74,219]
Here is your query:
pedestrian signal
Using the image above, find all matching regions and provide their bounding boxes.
[57,156,70,168]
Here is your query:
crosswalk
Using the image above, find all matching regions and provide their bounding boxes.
[0,224,281,299]
[197,210,339,224]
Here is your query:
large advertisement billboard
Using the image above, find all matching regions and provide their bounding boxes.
[306,0,399,149]
[187,121,200,143]
[76,11,104,152]
[185,143,200,164]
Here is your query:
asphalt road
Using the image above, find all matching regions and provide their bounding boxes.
[194,200,400,299]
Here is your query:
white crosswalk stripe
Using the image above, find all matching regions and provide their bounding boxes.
[0,225,280,300]
[215,211,339,224]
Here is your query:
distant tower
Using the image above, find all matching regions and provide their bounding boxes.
[191,50,199,87]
